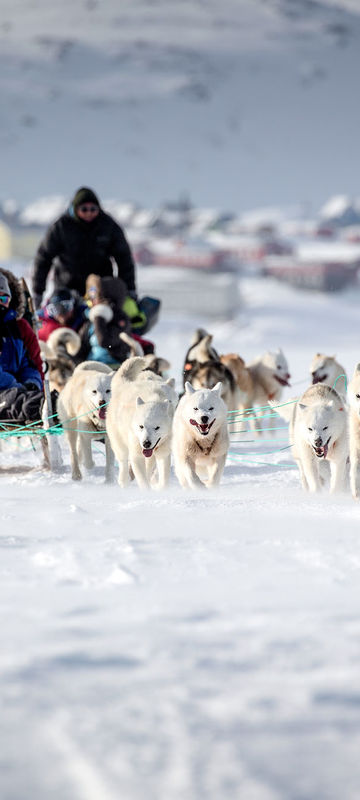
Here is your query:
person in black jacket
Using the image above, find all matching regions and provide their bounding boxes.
[31,187,137,309]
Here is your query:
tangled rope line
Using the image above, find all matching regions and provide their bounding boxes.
[226,398,298,468]
[0,375,347,470]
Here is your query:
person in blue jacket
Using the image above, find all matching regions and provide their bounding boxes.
[0,271,43,421]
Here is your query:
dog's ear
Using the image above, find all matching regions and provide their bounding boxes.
[136,396,145,406]
[212,381,223,395]
[166,377,176,388]
[355,363,360,374]
[185,381,195,394]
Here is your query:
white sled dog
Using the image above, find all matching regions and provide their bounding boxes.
[106,356,177,490]
[244,349,291,435]
[274,383,348,493]
[57,361,114,481]
[347,363,360,499]
[172,381,229,489]
[310,352,347,399]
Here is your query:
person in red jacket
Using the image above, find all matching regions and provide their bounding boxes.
[37,288,88,343]
[0,269,44,421]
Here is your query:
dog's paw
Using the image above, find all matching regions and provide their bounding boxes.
[71,470,82,481]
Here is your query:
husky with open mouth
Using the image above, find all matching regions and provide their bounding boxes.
[310,352,347,400]
[106,356,177,490]
[57,361,115,481]
[172,382,229,489]
[273,383,348,493]
[244,349,291,435]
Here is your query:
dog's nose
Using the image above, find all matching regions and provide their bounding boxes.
[143,439,151,449]
[315,436,322,447]
[201,415,209,424]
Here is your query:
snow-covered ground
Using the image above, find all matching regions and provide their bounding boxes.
[1,271,360,799]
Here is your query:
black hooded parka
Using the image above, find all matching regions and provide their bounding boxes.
[32,193,136,299]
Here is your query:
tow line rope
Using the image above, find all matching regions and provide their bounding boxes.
[0,376,347,470]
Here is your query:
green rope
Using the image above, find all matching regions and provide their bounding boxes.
[332,374,347,392]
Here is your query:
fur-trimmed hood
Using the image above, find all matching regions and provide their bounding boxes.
[0,269,26,319]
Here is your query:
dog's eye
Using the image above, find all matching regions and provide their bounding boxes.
[154,426,160,431]
[356,394,360,399]
[106,389,111,393]
[308,427,313,431]
[139,425,144,429]
[92,389,97,394]
[208,406,214,411]
[193,407,198,411]
[323,426,328,430]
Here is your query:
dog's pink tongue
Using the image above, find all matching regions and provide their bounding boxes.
[200,424,208,432]
[98,408,106,420]
[142,447,153,458]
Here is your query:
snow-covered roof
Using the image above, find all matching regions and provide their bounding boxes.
[19,195,67,226]
[319,194,360,223]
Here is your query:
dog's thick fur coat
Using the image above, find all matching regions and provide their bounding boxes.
[244,349,291,434]
[106,356,177,490]
[40,327,81,393]
[347,363,360,499]
[310,352,347,399]
[183,329,240,411]
[275,383,348,493]
[172,381,229,489]
[57,360,114,481]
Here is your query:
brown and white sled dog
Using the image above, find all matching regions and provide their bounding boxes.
[244,349,291,434]
[57,361,115,481]
[274,383,348,493]
[172,381,229,489]
[40,327,81,392]
[220,353,254,411]
[310,352,347,400]
[106,356,177,490]
[347,364,360,499]
[183,329,240,411]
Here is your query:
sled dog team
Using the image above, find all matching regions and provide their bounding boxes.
[57,327,360,499]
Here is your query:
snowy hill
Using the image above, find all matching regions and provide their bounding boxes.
[1,0,360,210]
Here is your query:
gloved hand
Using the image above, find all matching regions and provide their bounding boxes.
[32,293,43,310]
[123,295,140,320]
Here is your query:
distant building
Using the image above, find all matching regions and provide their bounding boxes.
[0,221,12,261]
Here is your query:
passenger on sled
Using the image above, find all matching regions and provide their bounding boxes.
[0,270,44,422]
[83,274,155,366]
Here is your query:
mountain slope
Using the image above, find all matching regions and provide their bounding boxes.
[1,0,360,210]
